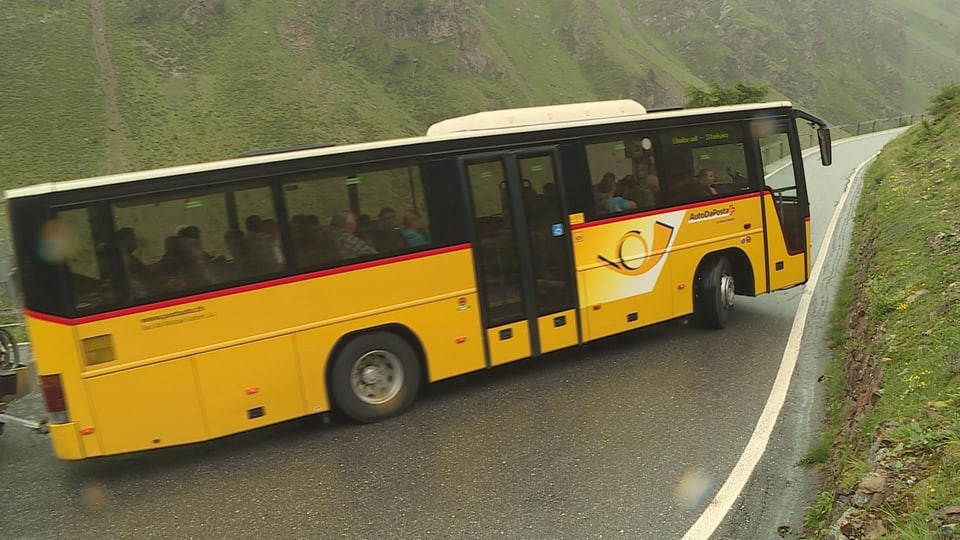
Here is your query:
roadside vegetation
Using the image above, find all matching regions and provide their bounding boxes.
[804,83,960,538]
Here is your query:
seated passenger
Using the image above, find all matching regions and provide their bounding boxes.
[244,216,284,274]
[174,225,219,287]
[115,227,150,298]
[696,168,719,196]
[595,173,636,214]
[368,207,407,252]
[290,214,337,267]
[330,210,377,259]
[401,209,430,247]
[619,174,656,211]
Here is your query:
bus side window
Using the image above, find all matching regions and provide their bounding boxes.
[112,188,240,300]
[582,135,660,220]
[54,207,119,311]
[282,160,434,270]
[659,122,750,205]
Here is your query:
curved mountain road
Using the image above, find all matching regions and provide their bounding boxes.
[0,130,905,540]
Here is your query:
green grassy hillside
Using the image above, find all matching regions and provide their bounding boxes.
[807,86,960,537]
[1,0,958,188]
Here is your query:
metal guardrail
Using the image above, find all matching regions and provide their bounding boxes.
[831,113,925,138]
[768,112,924,165]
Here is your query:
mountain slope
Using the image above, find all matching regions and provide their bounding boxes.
[1,0,958,188]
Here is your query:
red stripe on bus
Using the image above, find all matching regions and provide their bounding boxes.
[571,192,761,230]
[26,243,472,326]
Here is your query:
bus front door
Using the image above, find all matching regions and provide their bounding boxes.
[462,149,580,367]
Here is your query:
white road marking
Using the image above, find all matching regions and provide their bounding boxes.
[681,153,879,539]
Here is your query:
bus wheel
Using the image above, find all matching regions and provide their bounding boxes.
[330,331,421,423]
[695,256,735,329]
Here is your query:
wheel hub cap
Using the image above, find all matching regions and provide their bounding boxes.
[351,350,404,405]
[721,274,735,307]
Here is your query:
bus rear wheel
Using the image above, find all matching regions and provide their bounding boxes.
[330,331,421,423]
[694,255,735,329]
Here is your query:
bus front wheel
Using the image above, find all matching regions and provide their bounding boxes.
[330,331,421,423]
[694,256,735,329]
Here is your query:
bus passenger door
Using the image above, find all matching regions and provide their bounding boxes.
[758,124,810,291]
[462,149,580,367]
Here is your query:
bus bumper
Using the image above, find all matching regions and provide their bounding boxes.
[47,421,86,460]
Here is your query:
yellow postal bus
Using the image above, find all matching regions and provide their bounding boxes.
[4,100,831,459]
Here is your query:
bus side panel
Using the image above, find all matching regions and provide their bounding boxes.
[572,212,684,341]
[536,308,579,354]
[295,290,486,414]
[46,423,85,460]
[486,322,531,366]
[24,316,92,460]
[763,193,807,291]
[580,269,674,340]
[194,335,303,437]
[668,197,769,311]
[72,248,477,373]
[415,291,485,381]
[571,195,770,339]
[86,359,207,455]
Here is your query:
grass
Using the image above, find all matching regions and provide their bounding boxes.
[2,1,956,192]
[803,91,960,537]
[804,491,836,532]
[0,3,107,187]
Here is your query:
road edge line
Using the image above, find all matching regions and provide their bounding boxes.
[681,153,879,539]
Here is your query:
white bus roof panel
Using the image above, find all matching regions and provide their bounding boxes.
[426,99,647,136]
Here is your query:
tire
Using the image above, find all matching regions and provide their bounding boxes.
[0,328,19,371]
[329,331,421,423]
[694,256,735,329]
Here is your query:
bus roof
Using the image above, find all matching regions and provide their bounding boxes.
[3,100,793,200]
[425,99,648,135]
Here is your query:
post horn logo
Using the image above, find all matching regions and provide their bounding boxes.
[597,221,675,276]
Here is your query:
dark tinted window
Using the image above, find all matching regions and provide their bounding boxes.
[657,123,751,205]
[583,134,661,221]
[280,160,433,269]
[52,206,117,312]
[37,183,280,313]
[15,156,468,317]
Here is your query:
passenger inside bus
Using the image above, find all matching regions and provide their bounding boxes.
[330,210,377,259]
[115,227,150,298]
[617,174,657,210]
[243,215,284,274]
[172,225,220,287]
[401,209,430,247]
[594,172,637,215]
[695,168,720,196]
[289,214,338,268]
[368,207,407,252]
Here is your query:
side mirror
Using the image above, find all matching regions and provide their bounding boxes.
[818,127,832,166]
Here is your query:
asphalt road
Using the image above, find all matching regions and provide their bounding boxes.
[0,130,905,540]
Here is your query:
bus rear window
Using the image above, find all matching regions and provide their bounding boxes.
[55,207,117,312]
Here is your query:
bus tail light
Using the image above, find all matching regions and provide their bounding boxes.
[40,374,70,424]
